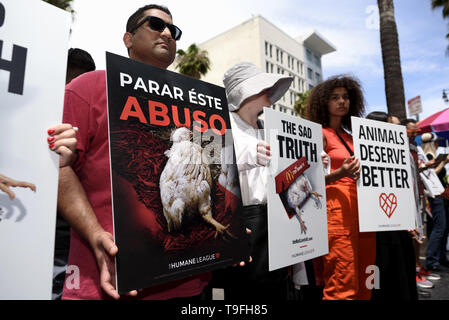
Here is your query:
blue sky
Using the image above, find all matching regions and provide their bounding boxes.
[70,0,449,121]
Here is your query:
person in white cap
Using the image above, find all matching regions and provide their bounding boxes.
[211,62,294,300]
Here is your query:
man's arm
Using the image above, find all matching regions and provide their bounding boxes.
[57,166,137,299]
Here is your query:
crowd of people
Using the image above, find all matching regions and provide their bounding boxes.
[3,3,449,300]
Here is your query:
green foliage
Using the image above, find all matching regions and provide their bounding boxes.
[293,91,310,118]
[432,0,449,17]
[175,44,211,79]
[431,0,449,53]
[42,0,74,13]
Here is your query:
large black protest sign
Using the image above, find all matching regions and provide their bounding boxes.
[106,52,248,293]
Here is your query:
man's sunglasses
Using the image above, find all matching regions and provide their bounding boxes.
[130,16,182,41]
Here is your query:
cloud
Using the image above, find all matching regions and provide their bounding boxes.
[67,0,448,120]
[418,95,448,120]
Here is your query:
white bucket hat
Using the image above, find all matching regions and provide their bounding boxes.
[421,132,443,143]
[223,62,294,111]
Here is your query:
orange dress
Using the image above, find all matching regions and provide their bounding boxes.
[322,127,376,300]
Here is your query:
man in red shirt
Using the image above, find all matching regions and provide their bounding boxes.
[58,4,211,300]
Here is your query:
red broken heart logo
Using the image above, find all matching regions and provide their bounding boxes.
[379,193,397,218]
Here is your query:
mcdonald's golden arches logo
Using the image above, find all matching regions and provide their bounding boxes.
[285,170,294,183]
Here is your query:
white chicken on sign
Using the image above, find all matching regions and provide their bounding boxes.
[159,127,234,239]
[286,174,322,234]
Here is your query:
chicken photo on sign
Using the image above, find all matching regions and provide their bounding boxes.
[160,127,235,239]
[105,52,248,293]
[275,157,323,234]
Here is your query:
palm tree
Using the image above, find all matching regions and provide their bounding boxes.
[293,91,310,118]
[42,0,75,19]
[378,0,406,120]
[431,0,449,53]
[42,0,74,12]
[175,44,211,79]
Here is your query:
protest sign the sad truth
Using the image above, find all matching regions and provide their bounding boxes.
[352,117,416,232]
[265,108,328,271]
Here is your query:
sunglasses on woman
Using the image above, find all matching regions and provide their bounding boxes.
[130,16,182,41]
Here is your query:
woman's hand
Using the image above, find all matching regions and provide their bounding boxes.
[0,173,36,199]
[340,156,360,180]
[47,124,78,167]
[256,141,271,166]
[408,229,423,244]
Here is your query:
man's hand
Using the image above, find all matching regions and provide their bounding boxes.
[89,229,138,300]
[0,173,36,199]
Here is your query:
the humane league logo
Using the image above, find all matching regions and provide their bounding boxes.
[168,253,220,270]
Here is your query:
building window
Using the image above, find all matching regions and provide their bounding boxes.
[276,48,279,62]
[270,63,274,73]
[266,61,269,73]
[306,49,312,62]
[270,44,272,58]
[309,84,314,90]
[314,54,321,67]
[265,41,268,56]
[307,68,313,80]
[315,72,321,83]
[280,51,283,64]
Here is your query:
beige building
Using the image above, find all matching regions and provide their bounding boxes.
[178,15,336,115]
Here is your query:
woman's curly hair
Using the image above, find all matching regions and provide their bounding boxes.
[305,75,365,131]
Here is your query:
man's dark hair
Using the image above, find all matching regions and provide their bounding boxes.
[305,75,365,131]
[67,48,96,71]
[401,118,417,126]
[366,111,388,122]
[126,4,172,33]
[66,48,96,84]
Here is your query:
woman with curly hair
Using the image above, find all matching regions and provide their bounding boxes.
[306,75,376,300]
